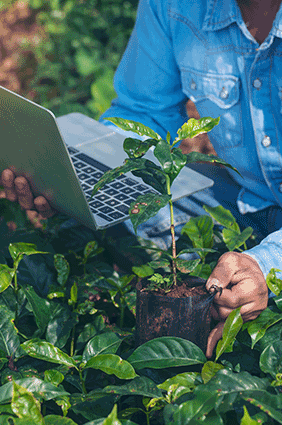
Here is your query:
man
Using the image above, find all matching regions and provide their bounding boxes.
[2,0,281,357]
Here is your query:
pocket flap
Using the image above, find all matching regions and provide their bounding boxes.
[181,68,240,109]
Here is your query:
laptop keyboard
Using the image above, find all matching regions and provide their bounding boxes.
[67,146,156,224]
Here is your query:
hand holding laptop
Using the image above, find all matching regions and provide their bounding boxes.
[0,169,55,231]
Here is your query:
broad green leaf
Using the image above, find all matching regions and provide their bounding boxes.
[177,247,216,256]
[132,264,154,278]
[21,339,77,369]
[70,282,78,304]
[92,158,159,194]
[260,341,282,378]
[55,395,71,416]
[266,268,282,296]
[103,376,162,398]
[274,294,282,311]
[201,361,225,384]
[127,337,206,370]
[171,390,218,424]
[21,285,51,334]
[0,378,69,404]
[0,264,14,293]
[44,369,64,387]
[175,258,200,274]
[147,259,171,270]
[215,307,243,361]
[54,254,70,287]
[46,304,78,349]
[104,117,162,140]
[222,227,253,251]
[76,316,105,353]
[169,148,188,183]
[84,354,137,379]
[244,308,282,348]
[132,165,167,194]
[129,193,171,233]
[240,406,262,425]
[158,372,201,400]
[123,138,157,158]
[82,332,122,362]
[8,242,47,269]
[241,390,282,423]
[153,139,174,174]
[0,307,21,357]
[70,393,116,421]
[174,117,220,143]
[102,405,121,425]
[45,415,78,424]
[181,215,214,253]
[186,152,240,174]
[203,205,237,230]
[11,381,44,424]
[84,240,104,260]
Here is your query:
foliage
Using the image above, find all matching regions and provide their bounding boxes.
[92,117,246,290]
[19,0,138,119]
[0,241,281,424]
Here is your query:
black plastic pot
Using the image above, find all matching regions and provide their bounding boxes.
[135,276,212,352]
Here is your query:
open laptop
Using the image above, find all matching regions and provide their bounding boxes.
[0,85,214,230]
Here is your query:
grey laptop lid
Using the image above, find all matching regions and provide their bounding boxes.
[0,85,214,230]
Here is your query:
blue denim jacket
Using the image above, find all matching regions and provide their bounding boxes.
[100,0,282,278]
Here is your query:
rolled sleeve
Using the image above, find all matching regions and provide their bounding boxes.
[100,0,188,140]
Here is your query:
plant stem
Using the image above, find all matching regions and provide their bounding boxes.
[166,175,177,286]
[70,326,75,358]
[13,271,19,325]
[79,369,87,395]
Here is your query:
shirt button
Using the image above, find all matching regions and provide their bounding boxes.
[279,183,282,193]
[220,87,229,99]
[190,80,197,90]
[253,78,262,89]
[262,136,271,147]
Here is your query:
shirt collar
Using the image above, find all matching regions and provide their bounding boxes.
[202,0,240,31]
[203,0,282,41]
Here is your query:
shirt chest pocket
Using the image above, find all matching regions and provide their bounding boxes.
[180,67,243,150]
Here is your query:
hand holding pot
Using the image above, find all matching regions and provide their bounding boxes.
[0,169,55,230]
[205,251,268,358]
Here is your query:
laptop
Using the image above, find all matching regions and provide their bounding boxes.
[0,85,214,230]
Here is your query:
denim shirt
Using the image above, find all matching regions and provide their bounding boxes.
[100,0,282,278]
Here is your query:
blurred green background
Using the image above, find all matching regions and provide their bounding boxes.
[0,0,138,118]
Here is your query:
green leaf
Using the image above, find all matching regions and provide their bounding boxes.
[215,307,243,361]
[21,339,77,369]
[240,406,262,425]
[201,361,225,384]
[21,286,51,334]
[76,316,105,352]
[181,215,214,252]
[203,205,238,230]
[127,337,206,370]
[260,341,282,378]
[102,405,121,425]
[54,254,70,287]
[44,415,78,424]
[70,282,78,304]
[44,369,64,387]
[92,158,157,194]
[84,354,137,380]
[266,268,282,296]
[46,304,78,349]
[104,117,162,140]
[174,117,220,143]
[0,264,14,293]
[244,308,282,348]
[241,390,282,423]
[103,376,162,398]
[132,165,167,194]
[222,227,253,251]
[129,193,171,233]
[11,381,44,425]
[0,307,21,357]
[175,258,200,274]
[158,372,201,400]
[153,139,174,174]
[169,148,188,183]
[147,259,171,270]
[186,152,240,174]
[8,242,48,269]
[0,378,69,404]
[84,240,103,260]
[82,332,122,362]
[123,138,157,158]
[132,264,154,278]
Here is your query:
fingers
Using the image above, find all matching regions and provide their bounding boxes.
[14,176,34,210]
[1,169,17,201]
[206,321,225,358]
[34,196,55,219]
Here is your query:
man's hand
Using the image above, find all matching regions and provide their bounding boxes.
[0,169,55,230]
[205,251,268,358]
